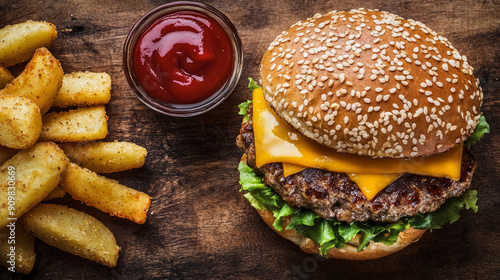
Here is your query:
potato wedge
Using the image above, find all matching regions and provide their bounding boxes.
[0,67,14,89]
[59,141,147,173]
[20,204,119,267]
[0,47,64,114]
[0,95,42,149]
[60,163,150,224]
[0,142,68,228]
[40,106,108,142]
[0,21,57,67]
[0,224,36,274]
[53,72,111,108]
[0,146,18,166]
[42,186,66,201]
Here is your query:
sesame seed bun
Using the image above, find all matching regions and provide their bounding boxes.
[260,9,483,158]
[257,203,427,260]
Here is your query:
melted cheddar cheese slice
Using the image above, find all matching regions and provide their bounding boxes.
[252,88,463,200]
[283,163,401,200]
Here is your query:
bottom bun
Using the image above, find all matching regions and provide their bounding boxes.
[256,208,427,260]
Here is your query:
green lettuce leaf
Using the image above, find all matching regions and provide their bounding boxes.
[273,203,295,231]
[308,219,337,252]
[286,207,317,228]
[465,115,490,149]
[238,161,478,254]
[243,193,265,211]
[248,77,261,91]
[373,219,409,246]
[238,100,252,122]
[410,190,478,229]
[238,162,284,214]
[238,78,260,122]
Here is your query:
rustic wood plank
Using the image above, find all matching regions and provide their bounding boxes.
[0,0,499,279]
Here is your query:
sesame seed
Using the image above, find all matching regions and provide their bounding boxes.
[339,74,345,83]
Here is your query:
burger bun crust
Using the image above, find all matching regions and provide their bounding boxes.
[260,9,483,158]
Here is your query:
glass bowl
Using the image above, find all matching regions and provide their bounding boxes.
[123,1,243,117]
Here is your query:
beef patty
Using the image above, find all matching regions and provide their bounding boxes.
[237,104,476,223]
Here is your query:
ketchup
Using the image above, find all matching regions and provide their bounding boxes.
[133,11,234,104]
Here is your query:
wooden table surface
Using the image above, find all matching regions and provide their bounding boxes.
[1,0,499,279]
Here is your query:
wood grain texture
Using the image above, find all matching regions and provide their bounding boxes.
[0,0,499,279]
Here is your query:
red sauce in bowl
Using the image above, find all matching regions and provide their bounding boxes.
[133,11,234,104]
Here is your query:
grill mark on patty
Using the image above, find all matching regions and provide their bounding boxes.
[237,103,477,223]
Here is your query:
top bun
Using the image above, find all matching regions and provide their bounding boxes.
[260,9,483,158]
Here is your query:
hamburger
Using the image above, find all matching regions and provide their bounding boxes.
[236,9,489,260]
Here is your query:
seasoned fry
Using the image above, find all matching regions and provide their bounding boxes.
[0,146,18,166]
[40,106,108,142]
[0,95,42,149]
[20,204,119,267]
[0,142,68,228]
[0,224,36,274]
[60,163,150,224]
[0,67,14,89]
[53,72,111,108]
[0,20,57,67]
[43,186,66,201]
[0,47,64,114]
[59,141,147,173]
